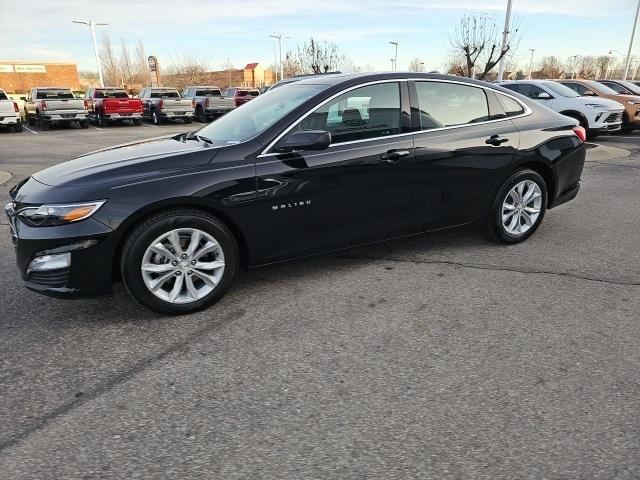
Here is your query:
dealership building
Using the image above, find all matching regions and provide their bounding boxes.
[0,61,81,93]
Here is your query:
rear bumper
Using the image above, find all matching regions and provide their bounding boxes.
[204,107,234,115]
[103,112,142,119]
[548,145,586,209]
[0,115,21,125]
[160,110,194,118]
[42,112,88,122]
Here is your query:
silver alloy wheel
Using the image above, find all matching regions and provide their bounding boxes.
[502,180,542,236]
[141,228,225,304]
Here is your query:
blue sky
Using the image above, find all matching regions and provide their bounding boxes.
[0,0,637,73]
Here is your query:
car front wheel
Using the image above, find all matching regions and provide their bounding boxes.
[120,209,239,314]
[486,169,547,244]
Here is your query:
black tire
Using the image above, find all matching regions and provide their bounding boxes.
[196,107,207,123]
[80,120,90,129]
[27,113,35,126]
[485,169,548,244]
[98,112,109,127]
[13,122,23,132]
[152,110,162,125]
[133,118,143,126]
[622,112,633,132]
[38,112,50,130]
[120,208,239,315]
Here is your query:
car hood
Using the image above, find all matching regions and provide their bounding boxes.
[32,135,217,187]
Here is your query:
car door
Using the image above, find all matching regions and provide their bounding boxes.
[409,80,522,232]
[252,80,414,263]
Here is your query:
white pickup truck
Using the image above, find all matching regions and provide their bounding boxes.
[138,87,195,125]
[25,87,89,130]
[0,89,23,132]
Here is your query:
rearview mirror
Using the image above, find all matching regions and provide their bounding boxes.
[277,130,331,152]
[537,92,552,99]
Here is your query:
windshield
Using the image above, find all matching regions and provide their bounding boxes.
[197,83,328,147]
[150,90,180,98]
[36,89,74,99]
[615,80,640,94]
[543,82,580,98]
[584,80,618,95]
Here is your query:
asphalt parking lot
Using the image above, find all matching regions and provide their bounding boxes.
[1,123,639,479]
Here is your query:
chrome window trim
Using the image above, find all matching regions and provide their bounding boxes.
[258,78,532,158]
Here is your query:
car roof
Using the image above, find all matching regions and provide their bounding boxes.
[291,71,499,88]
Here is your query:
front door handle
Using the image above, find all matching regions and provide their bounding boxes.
[379,149,411,163]
[486,135,509,146]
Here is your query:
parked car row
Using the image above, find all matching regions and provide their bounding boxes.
[500,78,640,139]
[0,84,261,132]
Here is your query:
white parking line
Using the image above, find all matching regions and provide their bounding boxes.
[23,126,38,135]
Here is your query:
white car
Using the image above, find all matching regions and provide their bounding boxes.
[0,89,23,132]
[501,80,623,138]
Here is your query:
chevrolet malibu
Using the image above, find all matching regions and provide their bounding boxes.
[6,73,586,314]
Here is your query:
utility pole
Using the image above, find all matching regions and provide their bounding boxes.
[527,48,535,79]
[389,42,399,71]
[496,0,513,82]
[390,58,395,70]
[226,57,232,87]
[624,0,640,80]
[72,20,108,87]
[571,55,579,79]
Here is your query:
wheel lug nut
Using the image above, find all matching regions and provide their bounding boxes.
[171,261,178,266]
[175,271,182,276]
[187,270,193,275]
[191,260,196,265]
[181,254,188,259]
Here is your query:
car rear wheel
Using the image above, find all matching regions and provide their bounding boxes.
[120,209,239,315]
[196,107,207,123]
[98,113,109,127]
[38,113,50,130]
[184,117,193,124]
[133,118,142,126]
[80,120,89,129]
[485,169,547,244]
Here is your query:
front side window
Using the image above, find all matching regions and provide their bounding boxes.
[415,81,489,130]
[601,82,629,94]
[294,82,401,144]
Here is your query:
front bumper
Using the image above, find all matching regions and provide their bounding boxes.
[5,202,117,298]
[591,110,623,132]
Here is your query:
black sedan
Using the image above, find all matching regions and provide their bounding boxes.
[5,73,586,314]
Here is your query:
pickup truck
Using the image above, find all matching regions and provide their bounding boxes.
[25,87,89,130]
[84,87,143,127]
[138,87,194,125]
[181,85,235,122]
[222,87,260,107]
[0,89,23,132]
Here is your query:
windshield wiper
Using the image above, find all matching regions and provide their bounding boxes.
[183,131,214,144]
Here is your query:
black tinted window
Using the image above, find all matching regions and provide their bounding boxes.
[297,82,401,144]
[516,84,545,99]
[36,89,74,99]
[502,84,520,94]
[415,82,489,130]
[196,89,221,96]
[562,83,585,94]
[497,93,525,117]
[601,82,628,94]
[95,89,128,99]
[150,90,179,98]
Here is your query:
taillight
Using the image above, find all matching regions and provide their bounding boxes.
[204,98,209,107]
[191,99,196,108]
[83,99,89,110]
[40,100,47,111]
[158,99,164,109]
[573,125,586,143]
[12,101,19,113]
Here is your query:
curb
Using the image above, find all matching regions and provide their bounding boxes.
[0,170,12,185]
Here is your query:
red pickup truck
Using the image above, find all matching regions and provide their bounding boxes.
[222,87,260,107]
[84,87,143,126]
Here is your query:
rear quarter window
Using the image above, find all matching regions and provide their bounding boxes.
[496,93,525,117]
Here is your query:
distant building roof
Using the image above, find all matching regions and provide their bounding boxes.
[244,63,259,70]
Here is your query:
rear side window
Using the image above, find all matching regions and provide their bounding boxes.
[296,82,401,144]
[562,82,586,95]
[247,90,260,97]
[512,83,545,99]
[36,89,74,99]
[496,93,525,117]
[502,84,520,94]
[414,81,489,130]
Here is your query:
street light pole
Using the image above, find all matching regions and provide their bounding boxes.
[497,0,513,82]
[571,55,579,79]
[390,58,395,70]
[389,42,399,71]
[624,0,640,80]
[527,48,535,79]
[73,20,108,87]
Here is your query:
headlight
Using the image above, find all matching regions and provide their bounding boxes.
[585,103,607,109]
[627,100,640,105]
[17,200,106,227]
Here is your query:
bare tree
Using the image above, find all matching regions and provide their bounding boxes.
[221,58,235,88]
[538,55,563,79]
[448,13,523,80]
[165,52,210,90]
[119,39,133,89]
[100,32,120,86]
[577,55,598,79]
[284,38,353,77]
[408,57,425,72]
[134,39,150,88]
[596,55,612,79]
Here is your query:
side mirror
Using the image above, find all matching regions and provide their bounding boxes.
[537,92,552,99]
[277,130,331,152]
[583,90,597,96]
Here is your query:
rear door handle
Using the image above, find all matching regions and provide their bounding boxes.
[486,135,509,146]
[379,149,411,163]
